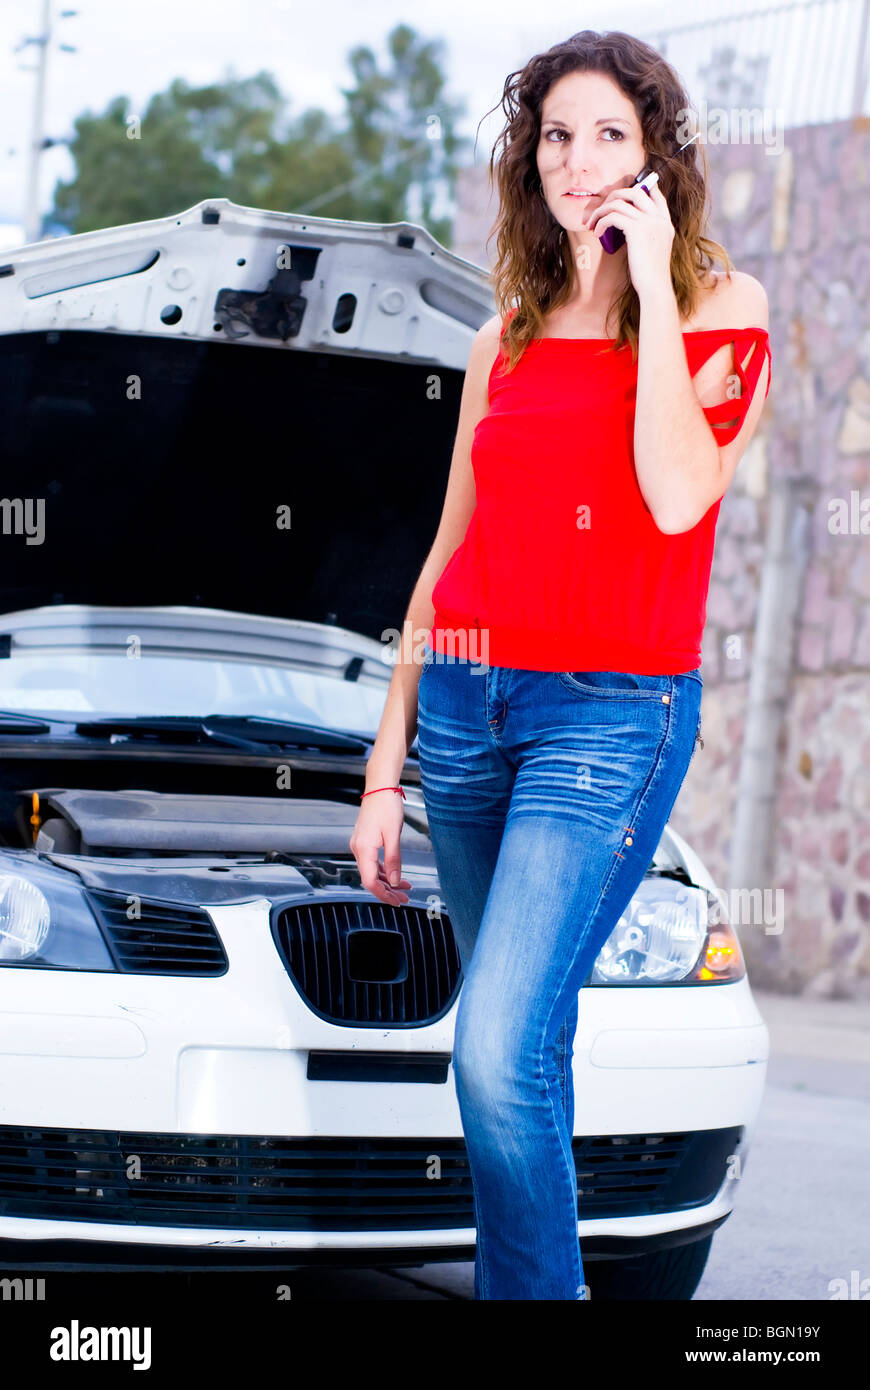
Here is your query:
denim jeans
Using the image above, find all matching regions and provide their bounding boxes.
[415,645,703,1300]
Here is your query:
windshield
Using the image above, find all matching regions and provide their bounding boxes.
[0,652,388,739]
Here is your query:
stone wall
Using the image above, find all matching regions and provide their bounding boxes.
[452,117,870,996]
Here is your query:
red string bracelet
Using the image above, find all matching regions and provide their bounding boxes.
[360,786,406,801]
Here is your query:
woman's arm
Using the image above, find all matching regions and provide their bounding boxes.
[633,272,771,533]
[351,316,501,903]
[362,314,502,789]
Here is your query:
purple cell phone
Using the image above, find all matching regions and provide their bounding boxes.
[599,165,656,254]
[598,132,701,253]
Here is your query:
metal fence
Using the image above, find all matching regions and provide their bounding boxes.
[639,0,870,127]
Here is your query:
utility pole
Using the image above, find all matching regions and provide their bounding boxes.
[16,0,78,244]
[855,0,870,118]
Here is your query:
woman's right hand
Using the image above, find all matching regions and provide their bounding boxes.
[350,788,412,905]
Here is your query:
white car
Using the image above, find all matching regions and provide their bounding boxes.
[0,200,768,1297]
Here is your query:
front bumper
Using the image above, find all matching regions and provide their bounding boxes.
[0,897,768,1256]
[0,1202,733,1268]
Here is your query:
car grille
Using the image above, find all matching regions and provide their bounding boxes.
[85,889,228,975]
[271,900,462,1026]
[0,1125,742,1232]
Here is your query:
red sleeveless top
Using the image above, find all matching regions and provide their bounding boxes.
[427,311,771,674]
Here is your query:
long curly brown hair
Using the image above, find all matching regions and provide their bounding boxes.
[481,29,735,372]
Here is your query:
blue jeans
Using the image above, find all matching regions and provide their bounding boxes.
[415,646,703,1300]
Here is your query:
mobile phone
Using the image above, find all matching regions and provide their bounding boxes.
[599,168,659,254]
[598,131,701,253]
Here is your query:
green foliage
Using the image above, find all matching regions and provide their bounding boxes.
[49,24,470,247]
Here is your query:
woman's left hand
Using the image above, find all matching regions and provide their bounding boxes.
[583,177,675,297]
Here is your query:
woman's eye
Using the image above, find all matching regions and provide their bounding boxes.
[544,127,625,142]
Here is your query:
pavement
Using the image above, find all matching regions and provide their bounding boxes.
[750,986,870,1100]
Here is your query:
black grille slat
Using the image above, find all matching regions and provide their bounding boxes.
[323,904,336,1015]
[420,914,434,1016]
[85,889,227,976]
[406,913,419,1021]
[0,1125,742,1231]
[271,899,462,1027]
[311,906,325,1006]
[435,916,451,1010]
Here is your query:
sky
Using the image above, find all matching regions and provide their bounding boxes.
[0,0,826,240]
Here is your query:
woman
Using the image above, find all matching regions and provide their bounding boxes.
[350,29,772,1300]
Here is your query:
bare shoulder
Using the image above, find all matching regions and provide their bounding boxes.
[462,313,504,378]
[696,270,769,331]
[475,313,505,350]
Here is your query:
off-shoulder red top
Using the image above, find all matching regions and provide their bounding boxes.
[427,311,772,674]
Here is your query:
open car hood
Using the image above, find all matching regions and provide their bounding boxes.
[0,198,495,644]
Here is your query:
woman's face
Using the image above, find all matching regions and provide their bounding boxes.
[536,70,646,235]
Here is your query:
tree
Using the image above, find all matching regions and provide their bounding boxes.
[49,25,470,248]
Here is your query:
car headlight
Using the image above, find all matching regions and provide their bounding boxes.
[0,875,51,961]
[589,876,744,984]
[0,860,114,969]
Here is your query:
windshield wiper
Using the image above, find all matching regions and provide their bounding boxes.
[73,714,369,755]
[0,711,54,733]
